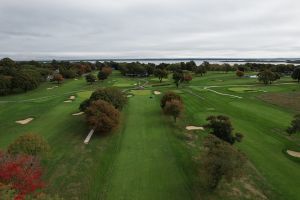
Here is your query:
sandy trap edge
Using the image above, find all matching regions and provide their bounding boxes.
[154,91,161,95]
[72,112,84,116]
[186,126,204,131]
[16,118,34,125]
[287,150,300,158]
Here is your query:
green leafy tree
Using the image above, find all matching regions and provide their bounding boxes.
[8,133,50,157]
[291,67,300,83]
[163,99,184,122]
[85,100,120,134]
[154,69,168,82]
[201,135,246,190]
[257,69,279,85]
[204,115,243,144]
[173,71,184,88]
[85,73,96,84]
[287,114,300,135]
[80,87,127,111]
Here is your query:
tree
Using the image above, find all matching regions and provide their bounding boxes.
[163,100,184,122]
[287,114,300,135]
[154,69,168,82]
[257,69,278,85]
[173,71,184,88]
[291,67,300,83]
[8,133,50,157]
[201,135,246,190]
[102,67,113,76]
[0,57,16,67]
[183,73,193,83]
[12,71,39,92]
[85,73,96,84]
[224,64,231,73]
[0,152,44,199]
[160,91,182,108]
[194,66,206,76]
[52,74,64,85]
[236,70,244,78]
[89,87,127,110]
[85,100,120,134]
[0,75,12,95]
[204,115,243,144]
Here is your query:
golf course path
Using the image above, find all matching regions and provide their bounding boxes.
[105,90,192,200]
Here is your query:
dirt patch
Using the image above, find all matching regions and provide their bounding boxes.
[154,91,161,95]
[16,118,34,125]
[72,112,84,116]
[258,92,300,112]
[287,150,300,158]
[186,126,204,131]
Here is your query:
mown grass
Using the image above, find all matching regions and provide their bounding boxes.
[0,70,300,199]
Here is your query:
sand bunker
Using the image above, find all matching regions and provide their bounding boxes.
[69,96,76,100]
[186,126,204,131]
[154,91,161,95]
[72,112,84,116]
[74,78,78,80]
[16,118,34,125]
[127,95,133,98]
[47,87,53,90]
[64,100,72,103]
[287,150,300,158]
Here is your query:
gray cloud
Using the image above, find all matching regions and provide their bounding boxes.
[0,0,299,60]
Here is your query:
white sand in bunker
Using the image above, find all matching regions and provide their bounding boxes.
[287,150,300,158]
[64,100,72,103]
[154,91,161,95]
[186,126,204,131]
[69,96,76,100]
[72,112,84,116]
[16,118,34,125]
[127,95,133,98]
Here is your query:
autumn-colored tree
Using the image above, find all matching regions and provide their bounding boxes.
[52,74,64,84]
[183,73,193,83]
[85,100,120,134]
[98,67,112,81]
[0,152,44,199]
[201,135,246,190]
[236,70,244,78]
[163,99,184,122]
[160,91,182,108]
[8,133,50,157]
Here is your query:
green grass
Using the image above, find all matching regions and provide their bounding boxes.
[1,70,300,199]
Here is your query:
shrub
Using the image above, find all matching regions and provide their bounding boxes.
[201,135,246,190]
[8,133,50,157]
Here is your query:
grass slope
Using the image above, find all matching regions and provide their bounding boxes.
[105,91,192,200]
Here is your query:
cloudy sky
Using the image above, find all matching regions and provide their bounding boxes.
[0,0,299,60]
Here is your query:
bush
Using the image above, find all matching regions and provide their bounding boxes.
[204,115,243,144]
[8,133,50,157]
[201,135,246,190]
[85,100,120,134]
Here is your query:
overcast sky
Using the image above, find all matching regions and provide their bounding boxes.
[0,0,299,60]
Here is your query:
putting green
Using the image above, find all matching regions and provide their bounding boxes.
[228,87,258,93]
[131,90,151,96]
[77,91,92,99]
